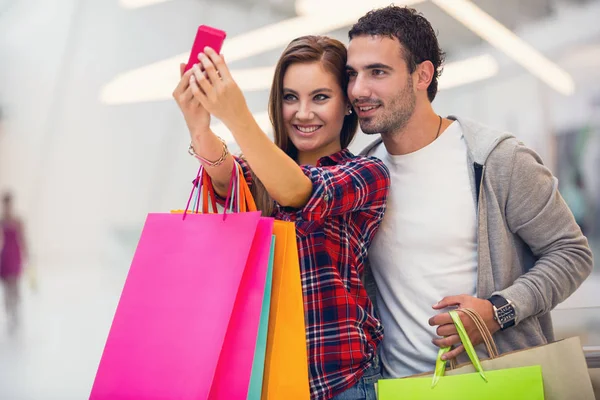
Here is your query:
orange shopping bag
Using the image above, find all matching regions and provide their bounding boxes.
[262,221,310,399]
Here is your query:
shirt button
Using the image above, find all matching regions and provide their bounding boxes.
[324,193,329,201]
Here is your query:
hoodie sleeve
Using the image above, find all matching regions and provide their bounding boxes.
[497,143,593,323]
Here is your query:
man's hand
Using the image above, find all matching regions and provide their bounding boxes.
[428,295,500,360]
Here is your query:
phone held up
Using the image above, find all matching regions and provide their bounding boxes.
[184,25,227,73]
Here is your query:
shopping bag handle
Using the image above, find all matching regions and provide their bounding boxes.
[235,162,246,213]
[218,160,257,214]
[180,164,217,218]
[432,310,487,388]
[180,163,235,219]
[460,309,498,357]
[201,166,218,214]
[447,308,498,370]
[179,160,257,220]
[180,160,258,219]
[236,162,257,212]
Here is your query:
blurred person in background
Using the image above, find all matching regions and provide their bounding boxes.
[1,191,28,334]
[174,36,390,400]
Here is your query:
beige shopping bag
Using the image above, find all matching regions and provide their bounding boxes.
[438,309,595,400]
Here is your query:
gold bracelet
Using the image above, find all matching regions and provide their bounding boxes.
[188,136,229,167]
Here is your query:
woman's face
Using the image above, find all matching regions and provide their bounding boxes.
[282,61,349,162]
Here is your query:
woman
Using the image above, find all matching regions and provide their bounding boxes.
[1,192,27,334]
[174,36,389,400]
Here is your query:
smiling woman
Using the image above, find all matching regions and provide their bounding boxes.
[172,35,391,400]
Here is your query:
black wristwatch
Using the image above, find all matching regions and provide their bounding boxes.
[487,295,516,330]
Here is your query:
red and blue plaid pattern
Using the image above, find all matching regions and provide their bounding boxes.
[236,149,390,400]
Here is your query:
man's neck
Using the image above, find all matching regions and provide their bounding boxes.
[381,106,446,156]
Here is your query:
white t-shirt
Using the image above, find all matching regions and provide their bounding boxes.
[369,121,478,377]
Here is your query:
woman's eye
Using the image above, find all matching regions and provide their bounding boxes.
[283,94,297,101]
[314,94,329,101]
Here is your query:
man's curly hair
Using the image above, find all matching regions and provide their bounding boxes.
[349,6,446,102]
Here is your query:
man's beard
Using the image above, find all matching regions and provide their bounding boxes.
[359,76,416,136]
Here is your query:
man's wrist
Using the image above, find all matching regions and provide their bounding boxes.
[487,302,502,333]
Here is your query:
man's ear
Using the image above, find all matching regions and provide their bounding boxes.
[414,60,435,93]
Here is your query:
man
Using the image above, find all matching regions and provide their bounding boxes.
[346,6,594,378]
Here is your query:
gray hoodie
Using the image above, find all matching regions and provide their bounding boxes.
[361,115,594,365]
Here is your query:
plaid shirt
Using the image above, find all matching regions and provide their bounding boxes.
[235,149,390,399]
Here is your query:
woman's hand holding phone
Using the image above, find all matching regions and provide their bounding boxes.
[173,63,211,139]
[190,48,250,130]
[173,25,227,139]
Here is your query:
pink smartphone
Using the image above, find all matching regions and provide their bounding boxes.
[184,25,227,72]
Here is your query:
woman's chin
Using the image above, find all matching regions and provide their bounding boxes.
[293,142,320,154]
[290,136,319,152]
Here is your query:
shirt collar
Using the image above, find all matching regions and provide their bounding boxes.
[314,148,354,167]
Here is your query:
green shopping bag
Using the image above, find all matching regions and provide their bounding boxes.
[378,310,545,400]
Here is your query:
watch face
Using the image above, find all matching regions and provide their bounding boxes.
[497,304,516,324]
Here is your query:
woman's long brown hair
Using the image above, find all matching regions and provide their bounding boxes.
[250,35,359,216]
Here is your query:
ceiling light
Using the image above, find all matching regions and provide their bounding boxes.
[119,0,174,10]
[439,54,499,90]
[99,65,276,105]
[432,0,575,95]
[231,67,275,91]
[211,111,272,145]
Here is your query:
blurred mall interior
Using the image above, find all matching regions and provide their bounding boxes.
[0,0,599,398]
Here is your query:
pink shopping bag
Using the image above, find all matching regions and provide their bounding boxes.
[209,217,273,399]
[90,208,273,399]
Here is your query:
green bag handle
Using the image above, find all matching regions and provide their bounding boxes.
[431,310,487,388]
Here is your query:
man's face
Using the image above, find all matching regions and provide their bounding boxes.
[346,35,416,136]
